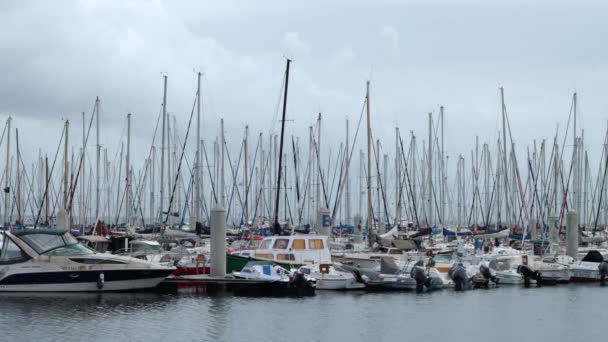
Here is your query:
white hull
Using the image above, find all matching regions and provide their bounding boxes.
[0,277,167,292]
[495,270,528,285]
[316,276,365,290]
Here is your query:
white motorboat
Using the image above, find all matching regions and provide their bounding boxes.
[556,250,604,282]
[298,264,365,290]
[0,229,175,292]
[528,256,570,283]
[488,257,527,285]
[231,261,316,296]
[233,262,292,281]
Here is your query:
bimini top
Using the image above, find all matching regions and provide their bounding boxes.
[12,229,68,237]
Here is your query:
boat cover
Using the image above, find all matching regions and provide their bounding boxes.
[581,250,604,263]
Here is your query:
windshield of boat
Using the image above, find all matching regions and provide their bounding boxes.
[130,242,161,254]
[433,254,453,263]
[19,233,94,256]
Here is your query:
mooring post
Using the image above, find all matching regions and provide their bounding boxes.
[211,206,226,277]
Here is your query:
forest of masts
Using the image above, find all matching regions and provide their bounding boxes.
[2,73,608,234]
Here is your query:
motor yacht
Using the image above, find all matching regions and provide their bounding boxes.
[0,229,174,292]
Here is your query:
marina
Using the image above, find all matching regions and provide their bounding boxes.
[2,1,608,341]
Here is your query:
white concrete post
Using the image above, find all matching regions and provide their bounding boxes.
[210,206,226,277]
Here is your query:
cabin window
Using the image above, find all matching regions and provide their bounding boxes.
[273,239,290,249]
[20,234,66,254]
[255,253,274,260]
[309,239,324,250]
[291,239,306,250]
[276,253,295,261]
[0,235,30,264]
[259,240,272,249]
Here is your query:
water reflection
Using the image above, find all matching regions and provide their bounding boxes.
[0,285,605,342]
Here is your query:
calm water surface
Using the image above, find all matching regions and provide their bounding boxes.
[0,285,603,342]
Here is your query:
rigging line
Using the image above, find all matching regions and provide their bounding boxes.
[68,100,100,212]
[33,124,66,228]
[593,138,608,230]
[164,91,198,225]
[201,140,218,205]
[224,136,245,222]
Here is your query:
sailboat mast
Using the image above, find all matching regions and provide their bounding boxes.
[95,97,100,220]
[365,81,373,236]
[244,125,249,226]
[273,58,291,234]
[440,106,445,227]
[160,75,167,224]
[15,128,20,225]
[345,118,351,224]
[316,113,322,212]
[5,117,11,227]
[427,112,432,227]
[126,113,132,230]
[81,111,86,229]
[395,126,400,225]
[220,118,225,207]
[64,120,70,210]
[500,87,509,228]
[195,72,202,226]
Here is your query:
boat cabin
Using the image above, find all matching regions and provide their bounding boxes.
[77,235,110,253]
[232,235,331,264]
[1,229,94,262]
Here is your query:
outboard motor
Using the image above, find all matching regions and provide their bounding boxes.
[598,261,608,286]
[480,264,499,285]
[351,269,366,284]
[410,260,429,293]
[517,265,542,287]
[448,263,471,291]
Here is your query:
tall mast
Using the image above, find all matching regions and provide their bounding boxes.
[150,146,156,223]
[345,118,351,224]
[573,93,579,225]
[95,97,100,220]
[411,132,417,226]
[500,87,510,228]
[160,75,167,224]
[220,118,225,207]
[440,106,445,226]
[365,81,373,236]
[376,139,381,229]
[316,113,322,211]
[64,120,70,210]
[195,72,202,228]
[126,113,132,231]
[81,111,86,229]
[273,58,291,234]
[395,126,401,225]
[44,155,49,225]
[4,117,10,227]
[15,128,20,225]
[427,112,432,227]
[244,125,249,225]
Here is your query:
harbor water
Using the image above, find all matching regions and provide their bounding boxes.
[0,285,603,342]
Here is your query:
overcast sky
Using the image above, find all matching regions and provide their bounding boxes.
[1,0,607,172]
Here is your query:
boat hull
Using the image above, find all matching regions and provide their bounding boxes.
[316,276,365,290]
[0,269,173,292]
